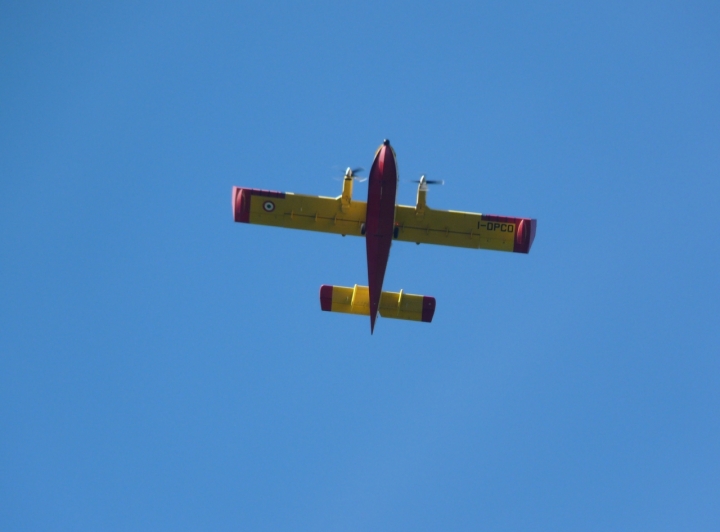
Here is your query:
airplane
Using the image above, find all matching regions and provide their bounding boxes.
[232,139,536,333]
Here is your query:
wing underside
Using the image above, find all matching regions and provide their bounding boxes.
[393,206,536,253]
[233,186,366,236]
[232,186,536,253]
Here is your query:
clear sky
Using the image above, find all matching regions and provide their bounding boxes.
[1,1,718,530]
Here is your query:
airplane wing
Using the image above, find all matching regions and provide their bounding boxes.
[233,186,536,253]
[233,186,366,236]
[394,204,536,253]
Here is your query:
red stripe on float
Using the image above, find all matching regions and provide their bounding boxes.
[320,285,334,311]
[421,296,436,323]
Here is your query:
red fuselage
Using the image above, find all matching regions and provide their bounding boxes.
[365,140,398,333]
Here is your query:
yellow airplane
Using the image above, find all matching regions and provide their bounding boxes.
[232,140,536,333]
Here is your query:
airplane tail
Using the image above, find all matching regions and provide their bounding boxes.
[320,285,435,323]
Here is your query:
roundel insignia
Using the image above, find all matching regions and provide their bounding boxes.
[262,200,275,212]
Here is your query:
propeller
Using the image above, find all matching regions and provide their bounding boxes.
[334,167,367,182]
[411,175,444,187]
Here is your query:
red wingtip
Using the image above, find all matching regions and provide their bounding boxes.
[232,187,251,223]
[232,187,287,223]
[513,218,537,253]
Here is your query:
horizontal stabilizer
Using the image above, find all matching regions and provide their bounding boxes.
[320,285,435,323]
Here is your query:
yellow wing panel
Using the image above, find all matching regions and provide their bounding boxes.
[233,187,366,237]
[394,204,536,253]
[319,284,436,322]
[233,186,536,252]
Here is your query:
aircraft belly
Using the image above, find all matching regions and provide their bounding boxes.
[365,142,398,333]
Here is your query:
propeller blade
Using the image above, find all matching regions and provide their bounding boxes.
[334,166,366,181]
[410,178,444,185]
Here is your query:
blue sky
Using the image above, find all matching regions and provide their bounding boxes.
[1,1,718,530]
